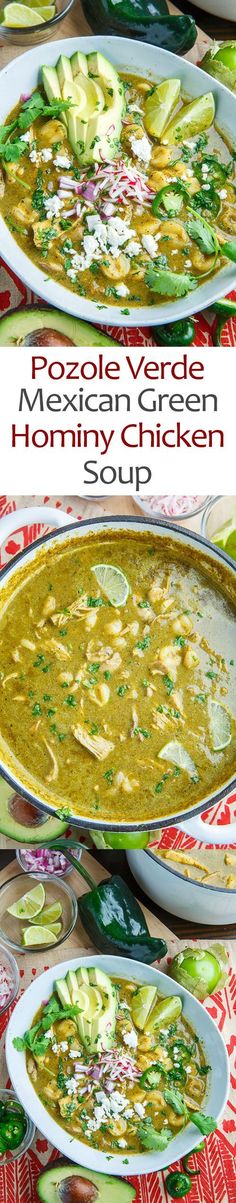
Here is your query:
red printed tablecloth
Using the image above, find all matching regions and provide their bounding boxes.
[1,256,236,346]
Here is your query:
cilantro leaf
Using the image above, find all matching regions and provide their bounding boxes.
[186,214,218,257]
[146,266,196,299]
[0,139,27,163]
[191,1112,217,1136]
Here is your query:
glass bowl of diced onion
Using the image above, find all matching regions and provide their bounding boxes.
[16,846,81,876]
[135,496,211,525]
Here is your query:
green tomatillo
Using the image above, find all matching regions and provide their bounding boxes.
[169,945,228,1000]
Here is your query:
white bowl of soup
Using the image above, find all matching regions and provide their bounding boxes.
[6,953,229,1175]
[0,36,236,327]
[0,507,235,836]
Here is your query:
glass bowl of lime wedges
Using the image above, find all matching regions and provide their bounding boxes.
[201,496,236,563]
[0,0,74,45]
[0,873,78,953]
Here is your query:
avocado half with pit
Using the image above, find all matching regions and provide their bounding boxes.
[0,777,67,842]
[36,1162,136,1203]
[0,307,117,347]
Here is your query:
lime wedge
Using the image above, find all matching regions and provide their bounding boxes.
[3,2,45,22]
[91,563,129,607]
[21,925,57,946]
[163,92,215,145]
[131,985,157,1031]
[36,5,55,15]
[159,740,198,779]
[208,699,232,752]
[48,922,62,936]
[144,78,181,140]
[7,882,45,919]
[29,901,62,926]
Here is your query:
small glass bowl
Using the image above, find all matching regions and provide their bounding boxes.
[0,945,19,1017]
[16,847,82,877]
[0,0,74,45]
[201,495,236,545]
[0,873,78,954]
[0,1089,35,1165]
[135,495,211,525]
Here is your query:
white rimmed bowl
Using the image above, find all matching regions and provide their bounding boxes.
[1,35,236,327]
[5,953,229,1175]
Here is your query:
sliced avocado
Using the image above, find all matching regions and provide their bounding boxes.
[71,49,88,78]
[89,967,115,1000]
[55,978,71,1008]
[74,51,125,165]
[76,966,89,986]
[0,779,67,843]
[62,79,87,117]
[0,307,118,347]
[56,53,73,92]
[42,65,62,104]
[36,1161,137,1203]
[66,970,81,1005]
[67,73,105,161]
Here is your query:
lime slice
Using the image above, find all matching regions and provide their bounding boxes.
[144,78,181,140]
[21,924,57,946]
[163,92,215,145]
[3,2,45,22]
[159,741,198,779]
[36,5,55,15]
[29,901,62,926]
[208,699,232,751]
[131,985,157,1031]
[7,882,45,919]
[91,563,129,607]
[48,922,62,936]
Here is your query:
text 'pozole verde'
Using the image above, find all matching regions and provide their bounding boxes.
[14,966,211,1155]
[1,50,236,310]
[0,531,235,826]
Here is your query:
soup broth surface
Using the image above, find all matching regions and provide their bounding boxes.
[0,531,235,825]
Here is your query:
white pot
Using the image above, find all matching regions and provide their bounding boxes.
[1,35,236,327]
[0,505,236,839]
[191,0,235,19]
[127,848,236,924]
[6,953,229,1175]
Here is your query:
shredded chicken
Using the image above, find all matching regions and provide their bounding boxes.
[72,723,114,761]
[44,638,71,661]
[42,737,59,782]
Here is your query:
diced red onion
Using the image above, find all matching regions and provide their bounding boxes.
[20,848,73,874]
[139,495,205,517]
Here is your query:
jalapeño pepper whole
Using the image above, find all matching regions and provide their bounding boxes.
[212,298,236,345]
[78,874,167,963]
[153,318,195,346]
[81,0,197,56]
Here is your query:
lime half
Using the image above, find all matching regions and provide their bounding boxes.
[7,882,45,919]
[3,3,45,22]
[131,985,157,1031]
[29,901,62,926]
[208,699,232,751]
[22,924,57,946]
[91,563,129,607]
[159,740,198,779]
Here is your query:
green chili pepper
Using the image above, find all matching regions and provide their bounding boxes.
[40,844,167,961]
[165,1171,192,1198]
[152,318,195,346]
[77,874,167,963]
[152,180,189,218]
[0,1119,25,1149]
[182,1151,201,1175]
[140,1062,164,1089]
[213,299,236,345]
[79,0,197,56]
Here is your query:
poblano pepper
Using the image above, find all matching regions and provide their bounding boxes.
[40,842,167,963]
[81,0,197,56]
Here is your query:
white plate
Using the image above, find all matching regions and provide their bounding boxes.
[6,953,229,1176]
[191,0,235,18]
[1,35,236,327]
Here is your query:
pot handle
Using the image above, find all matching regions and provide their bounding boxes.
[178,804,236,844]
[0,505,74,547]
